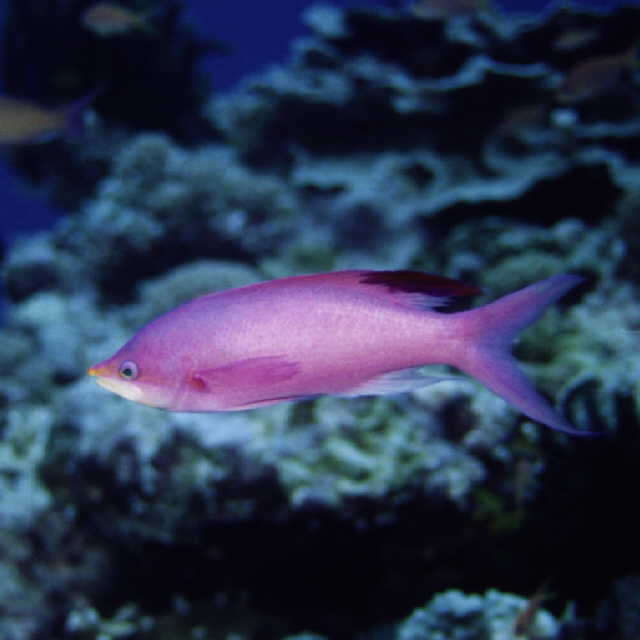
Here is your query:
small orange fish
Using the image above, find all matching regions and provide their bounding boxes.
[411,0,489,20]
[0,91,97,145]
[552,28,598,52]
[81,3,155,37]
[557,45,639,103]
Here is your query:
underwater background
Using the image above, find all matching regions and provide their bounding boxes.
[0,0,639,639]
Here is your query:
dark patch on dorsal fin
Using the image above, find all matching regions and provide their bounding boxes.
[359,270,480,299]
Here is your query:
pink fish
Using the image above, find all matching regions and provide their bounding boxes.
[88,270,585,434]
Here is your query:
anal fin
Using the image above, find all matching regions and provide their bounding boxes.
[341,367,456,397]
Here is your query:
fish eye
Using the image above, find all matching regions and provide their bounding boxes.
[118,361,139,380]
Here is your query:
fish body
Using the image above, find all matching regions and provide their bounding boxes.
[89,270,584,434]
[411,0,488,20]
[0,97,64,144]
[558,47,638,103]
[82,3,153,37]
[0,91,97,144]
[552,28,598,52]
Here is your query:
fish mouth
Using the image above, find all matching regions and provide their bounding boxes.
[87,364,109,377]
[91,375,144,403]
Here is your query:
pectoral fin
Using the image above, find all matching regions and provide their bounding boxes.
[191,356,300,393]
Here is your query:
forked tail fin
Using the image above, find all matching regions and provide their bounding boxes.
[456,274,590,435]
[63,87,101,139]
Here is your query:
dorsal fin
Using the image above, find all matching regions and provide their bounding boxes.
[183,269,480,313]
[358,270,480,310]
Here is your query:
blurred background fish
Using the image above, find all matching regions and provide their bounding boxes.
[557,43,639,103]
[411,0,490,20]
[553,27,599,52]
[0,90,97,144]
[81,2,156,37]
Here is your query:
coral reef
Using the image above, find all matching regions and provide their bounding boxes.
[397,589,558,640]
[1,1,639,639]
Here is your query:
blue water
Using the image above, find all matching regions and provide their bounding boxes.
[0,0,628,321]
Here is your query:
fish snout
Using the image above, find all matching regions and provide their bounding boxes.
[87,363,110,377]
